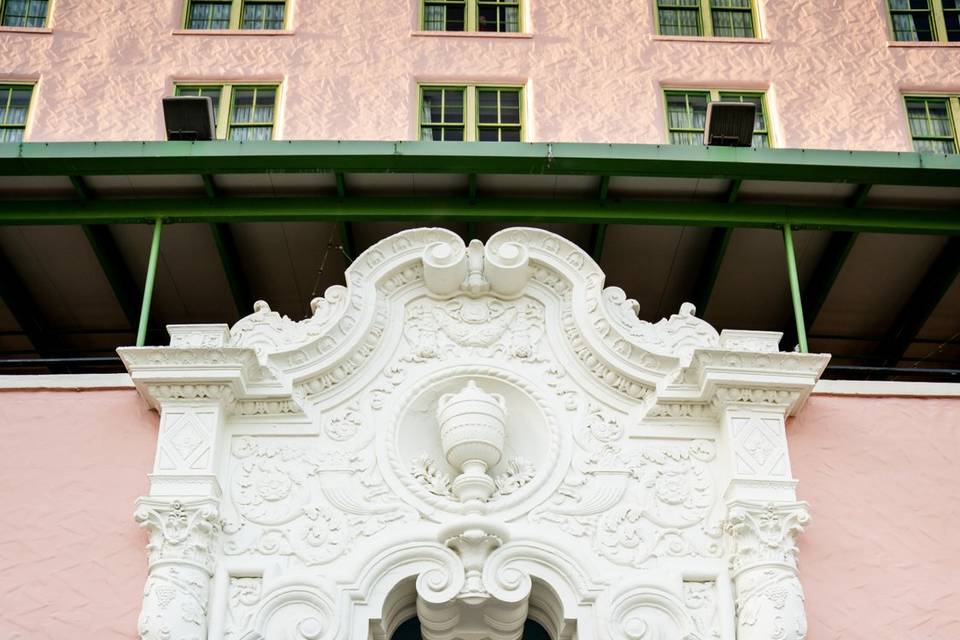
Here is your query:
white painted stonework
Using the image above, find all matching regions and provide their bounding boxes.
[120,227,829,640]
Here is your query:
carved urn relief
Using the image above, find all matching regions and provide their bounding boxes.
[120,227,828,640]
[437,380,508,506]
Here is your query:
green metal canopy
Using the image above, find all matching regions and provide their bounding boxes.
[0,140,958,377]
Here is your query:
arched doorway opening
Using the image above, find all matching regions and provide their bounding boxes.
[391,617,552,640]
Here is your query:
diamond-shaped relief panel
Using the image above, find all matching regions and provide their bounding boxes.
[158,411,213,471]
[732,416,788,477]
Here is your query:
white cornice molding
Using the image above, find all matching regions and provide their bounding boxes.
[813,379,960,397]
[0,373,134,389]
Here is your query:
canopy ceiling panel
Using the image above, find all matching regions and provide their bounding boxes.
[899,341,960,369]
[864,184,960,210]
[0,225,127,329]
[600,225,712,321]
[813,233,949,338]
[345,173,469,196]
[351,222,469,257]
[83,174,205,198]
[607,176,727,200]
[230,221,347,320]
[475,174,598,198]
[111,223,234,326]
[916,276,960,343]
[706,228,828,334]
[0,175,74,198]
[735,180,856,204]
[471,222,593,253]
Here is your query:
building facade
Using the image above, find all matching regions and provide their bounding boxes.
[3,0,960,150]
[2,1,960,639]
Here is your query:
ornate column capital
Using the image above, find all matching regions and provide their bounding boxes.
[724,501,809,576]
[724,501,810,640]
[134,497,221,574]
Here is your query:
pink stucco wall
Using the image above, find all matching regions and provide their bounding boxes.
[0,388,958,638]
[0,389,155,640]
[3,0,960,148]
[790,394,960,639]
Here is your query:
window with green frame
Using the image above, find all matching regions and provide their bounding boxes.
[656,0,758,37]
[664,90,770,147]
[888,0,960,41]
[0,84,33,143]
[419,85,522,142]
[175,84,278,140]
[1,0,49,27]
[904,96,959,154]
[184,0,286,30]
[422,0,520,32]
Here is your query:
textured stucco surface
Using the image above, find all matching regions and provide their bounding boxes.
[0,389,155,640]
[791,394,960,639]
[0,390,958,638]
[3,0,960,147]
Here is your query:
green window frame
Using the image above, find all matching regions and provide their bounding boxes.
[0,0,49,27]
[0,84,34,144]
[664,89,771,147]
[656,0,758,37]
[184,0,287,30]
[904,95,959,154]
[419,84,523,142]
[421,0,521,32]
[888,0,960,41]
[175,83,279,140]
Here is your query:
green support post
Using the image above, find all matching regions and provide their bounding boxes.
[136,219,163,347]
[783,224,808,353]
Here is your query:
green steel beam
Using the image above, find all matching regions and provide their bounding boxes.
[589,176,611,263]
[69,175,92,199]
[2,141,960,186]
[876,236,960,370]
[202,174,218,198]
[725,178,743,204]
[210,222,252,318]
[339,221,356,262]
[82,224,143,329]
[599,175,610,199]
[137,219,163,347]
[783,225,809,353]
[782,231,858,351]
[2,196,959,233]
[691,227,733,316]
[335,172,346,198]
[589,224,607,264]
[0,245,66,371]
[468,173,478,201]
[847,183,872,208]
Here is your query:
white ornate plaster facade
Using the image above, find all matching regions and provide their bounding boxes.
[120,227,828,640]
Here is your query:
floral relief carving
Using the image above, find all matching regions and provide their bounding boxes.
[223,436,417,566]
[532,439,722,568]
[324,401,364,441]
[402,297,545,363]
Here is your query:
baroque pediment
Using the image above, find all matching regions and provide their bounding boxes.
[120,227,828,640]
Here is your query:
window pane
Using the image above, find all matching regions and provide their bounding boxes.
[944,1,960,41]
[478,0,519,32]
[478,91,499,123]
[229,126,272,141]
[478,128,499,141]
[499,91,520,124]
[424,1,465,30]
[1,0,48,27]
[889,0,934,41]
[712,8,754,37]
[443,91,463,123]
[500,128,521,142]
[0,127,24,143]
[188,1,231,28]
[232,89,255,123]
[242,2,285,28]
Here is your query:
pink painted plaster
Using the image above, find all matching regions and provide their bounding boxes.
[1,389,958,639]
[0,389,156,640]
[789,394,960,639]
[2,0,959,148]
